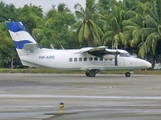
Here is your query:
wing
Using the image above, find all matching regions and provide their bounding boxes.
[75,46,120,58]
[75,46,107,53]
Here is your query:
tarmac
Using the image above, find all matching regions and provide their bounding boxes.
[0,73,161,120]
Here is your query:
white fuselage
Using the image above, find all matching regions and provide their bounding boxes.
[19,48,151,71]
[6,21,151,77]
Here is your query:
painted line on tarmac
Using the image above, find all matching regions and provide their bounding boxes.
[0,94,161,100]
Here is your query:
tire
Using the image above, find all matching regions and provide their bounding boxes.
[86,71,96,77]
[86,72,90,77]
[125,72,131,77]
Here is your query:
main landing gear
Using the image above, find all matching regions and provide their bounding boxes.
[125,71,133,77]
[85,70,133,77]
[85,69,100,77]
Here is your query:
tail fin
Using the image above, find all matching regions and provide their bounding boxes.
[6,22,37,49]
[6,22,41,67]
[6,22,39,55]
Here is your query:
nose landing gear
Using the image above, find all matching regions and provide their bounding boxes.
[125,71,133,77]
[125,72,131,77]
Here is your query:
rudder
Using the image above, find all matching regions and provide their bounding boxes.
[6,22,38,49]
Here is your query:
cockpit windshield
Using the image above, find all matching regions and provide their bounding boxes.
[119,53,131,57]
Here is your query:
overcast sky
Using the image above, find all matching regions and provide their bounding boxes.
[3,0,86,13]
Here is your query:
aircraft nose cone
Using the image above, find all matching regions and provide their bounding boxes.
[144,61,152,69]
[145,61,152,69]
[137,59,152,69]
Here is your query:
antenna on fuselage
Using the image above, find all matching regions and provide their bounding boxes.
[50,43,55,49]
[60,45,64,50]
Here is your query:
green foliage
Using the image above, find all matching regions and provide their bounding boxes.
[16,4,44,33]
[33,3,77,49]
[0,22,18,68]
[99,3,127,49]
[73,0,104,47]
[0,1,18,22]
[122,0,161,68]
[98,0,117,12]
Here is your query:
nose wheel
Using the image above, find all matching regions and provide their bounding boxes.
[125,72,131,77]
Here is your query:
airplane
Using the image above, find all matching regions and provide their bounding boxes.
[6,22,151,77]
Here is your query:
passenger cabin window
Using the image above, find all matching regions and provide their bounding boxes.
[89,57,93,61]
[69,58,72,62]
[74,58,77,62]
[69,57,108,62]
[79,58,82,61]
[94,57,98,61]
[100,58,103,61]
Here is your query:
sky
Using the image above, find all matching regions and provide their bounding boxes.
[3,0,86,13]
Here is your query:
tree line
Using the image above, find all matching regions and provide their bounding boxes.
[0,0,161,69]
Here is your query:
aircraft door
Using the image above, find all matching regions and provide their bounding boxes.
[118,57,125,66]
[103,54,115,67]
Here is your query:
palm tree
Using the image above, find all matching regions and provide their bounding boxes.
[139,0,161,68]
[122,2,148,51]
[57,3,71,13]
[123,0,161,68]
[101,4,127,49]
[32,3,76,48]
[72,0,103,47]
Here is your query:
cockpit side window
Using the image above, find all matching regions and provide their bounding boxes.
[125,53,131,57]
[119,53,131,57]
[119,53,125,57]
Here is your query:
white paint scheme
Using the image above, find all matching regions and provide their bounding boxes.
[19,48,151,70]
[6,22,151,77]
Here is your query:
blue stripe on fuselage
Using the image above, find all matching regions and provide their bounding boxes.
[14,40,32,49]
[6,22,26,32]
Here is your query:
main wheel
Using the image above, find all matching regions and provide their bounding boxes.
[125,72,131,77]
[86,71,96,77]
[85,72,90,77]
